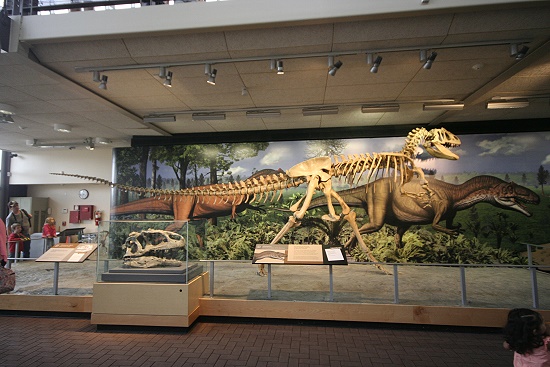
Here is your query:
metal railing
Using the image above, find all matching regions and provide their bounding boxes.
[1,0,209,16]
[201,242,550,309]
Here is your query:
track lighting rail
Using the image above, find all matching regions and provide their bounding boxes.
[75,39,531,73]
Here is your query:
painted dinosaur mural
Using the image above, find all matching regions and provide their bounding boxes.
[111,169,282,231]
[308,175,541,247]
[52,127,461,272]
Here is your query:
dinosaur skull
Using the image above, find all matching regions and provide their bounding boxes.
[123,229,185,268]
[423,127,461,160]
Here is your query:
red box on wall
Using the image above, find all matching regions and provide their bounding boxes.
[69,210,80,224]
[79,205,94,220]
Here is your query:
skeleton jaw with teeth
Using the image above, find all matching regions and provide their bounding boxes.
[123,229,186,268]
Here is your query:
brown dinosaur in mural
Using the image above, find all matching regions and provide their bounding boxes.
[112,169,285,231]
[308,175,540,247]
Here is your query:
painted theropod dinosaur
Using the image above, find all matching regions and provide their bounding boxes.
[51,127,461,272]
[110,169,283,231]
[308,175,540,248]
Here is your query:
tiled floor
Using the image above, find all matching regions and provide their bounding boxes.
[0,314,512,366]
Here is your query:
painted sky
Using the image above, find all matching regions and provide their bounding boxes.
[151,131,550,181]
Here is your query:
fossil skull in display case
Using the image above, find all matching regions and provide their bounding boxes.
[122,229,185,268]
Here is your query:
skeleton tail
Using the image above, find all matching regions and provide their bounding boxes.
[50,172,307,204]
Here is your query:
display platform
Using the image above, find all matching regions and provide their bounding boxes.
[100,263,203,283]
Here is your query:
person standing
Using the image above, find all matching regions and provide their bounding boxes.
[8,223,26,259]
[6,201,32,258]
[42,217,57,250]
[0,218,7,267]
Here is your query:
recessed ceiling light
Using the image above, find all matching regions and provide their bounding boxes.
[0,103,16,115]
[246,110,281,118]
[143,115,176,123]
[54,123,72,133]
[423,103,464,111]
[302,107,339,116]
[94,137,111,145]
[361,104,400,113]
[486,99,529,109]
[192,113,226,121]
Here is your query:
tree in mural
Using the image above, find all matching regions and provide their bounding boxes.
[151,145,201,189]
[537,165,549,195]
[305,139,346,158]
[114,147,146,205]
[481,212,518,249]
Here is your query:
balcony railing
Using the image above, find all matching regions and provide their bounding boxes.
[1,0,209,16]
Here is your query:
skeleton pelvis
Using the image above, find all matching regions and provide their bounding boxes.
[287,156,332,180]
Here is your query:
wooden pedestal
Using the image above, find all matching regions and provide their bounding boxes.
[91,272,208,327]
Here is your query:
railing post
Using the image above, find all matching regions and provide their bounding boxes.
[393,264,399,304]
[527,244,539,309]
[460,266,467,306]
[209,261,214,298]
[267,264,272,299]
[329,265,333,302]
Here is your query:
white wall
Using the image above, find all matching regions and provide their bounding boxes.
[9,148,113,234]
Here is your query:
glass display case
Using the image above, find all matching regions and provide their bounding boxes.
[96,220,204,284]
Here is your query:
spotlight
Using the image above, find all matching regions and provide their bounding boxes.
[54,123,72,133]
[419,50,427,62]
[98,75,108,90]
[276,60,284,75]
[159,67,167,79]
[515,46,529,60]
[85,138,95,150]
[207,69,217,85]
[204,63,212,75]
[366,53,373,64]
[370,56,382,73]
[510,44,529,60]
[423,52,437,69]
[92,71,101,83]
[328,56,343,76]
[163,71,173,87]
[241,87,248,96]
[0,114,14,123]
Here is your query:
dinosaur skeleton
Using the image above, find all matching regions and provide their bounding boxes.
[51,127,460,274]
[123,229,186,268]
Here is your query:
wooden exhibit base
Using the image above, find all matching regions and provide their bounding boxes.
[90,272,209,327]
[2,271,549,328]
[199,298,531,328]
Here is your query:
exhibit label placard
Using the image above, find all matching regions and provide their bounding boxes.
[252,244,347,265]
[36,243,98,263]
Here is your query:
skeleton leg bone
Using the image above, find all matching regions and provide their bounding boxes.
[328,189,390,275]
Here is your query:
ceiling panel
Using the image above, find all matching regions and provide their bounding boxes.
[0,2,549,154]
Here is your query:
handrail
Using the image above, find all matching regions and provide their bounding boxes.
[35,0,140,11]
[200,242,550,308]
